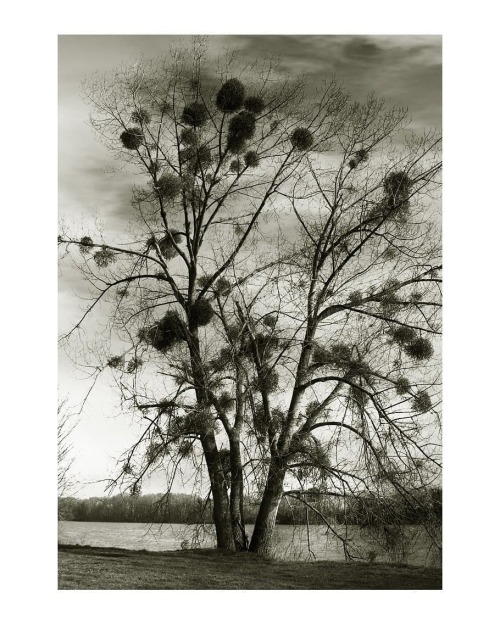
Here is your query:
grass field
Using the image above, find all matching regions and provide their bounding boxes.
[58,544,441,590]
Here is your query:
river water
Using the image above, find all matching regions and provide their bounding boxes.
[58,521,441,566]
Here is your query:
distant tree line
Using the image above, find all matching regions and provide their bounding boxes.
[59,488,441,526]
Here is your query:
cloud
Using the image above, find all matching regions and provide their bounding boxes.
[218,35,441,128]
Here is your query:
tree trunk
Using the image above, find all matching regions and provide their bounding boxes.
[188,328,235,551]
[229,433,249,551]
[201,431,235,551]
[249,457,286,555]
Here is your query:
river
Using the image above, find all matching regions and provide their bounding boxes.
[58,521,441,566]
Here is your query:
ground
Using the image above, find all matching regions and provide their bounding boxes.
[58,544,442,590]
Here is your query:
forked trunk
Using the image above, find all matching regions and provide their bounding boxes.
[249,458,286,555]
[201,431,235,551]
[189,330,235,550]
[229,434,249,551]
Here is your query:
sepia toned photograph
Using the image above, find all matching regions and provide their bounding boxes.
[58,34,442,590]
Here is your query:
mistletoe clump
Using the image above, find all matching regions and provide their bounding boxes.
[251,403,268,441]
[244,96,265,115]
[158,231,183,259]
[244,150,259,168]
[254,333,280,359]
[197,275,212,289]
[312,342,351,368]
[403,337,434,361]
[379,280,403,316]
[190,298,214,327]
[107,355,124,369]
[181,101,208,127]
[227,111,256,153]
[157,173,182,200]
[144,310,185,352]
[348,148,369,169]
[348,290,364,306]
[251,404,284,441]
[262,314,277,328]
[217,391,235,412]
[147,161,160,177]
[177,440,193,459]
[214,277,232,296]
[216,78,245,113]
[93,247,116,268]
[330,343,352,367]
[410,290,424,303]
[383,171,412,199]
[131,108,151,125]
[126,357,143,373]
[382,246,398,260]
[180,128,197,146]
[311,344,331,365]
[120,127,143,150]
[78,236,94,254]
[291,435,331,470]
[254,367,280,394]
[290,127,313,151]
[382,171,413,217]
[182,409,213,434]
[411,390,432,413]
[394,376,411,395]
[390,326,418,346]
[180,145,212,172]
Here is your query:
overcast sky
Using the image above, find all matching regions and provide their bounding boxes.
[58,35,442,498]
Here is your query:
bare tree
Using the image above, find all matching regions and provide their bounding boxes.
[232,100,442,555]
[59,41,441,556]
[59,40,349,550]
[58,398,78,499]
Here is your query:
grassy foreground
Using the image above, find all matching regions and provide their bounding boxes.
[58,544,441,590]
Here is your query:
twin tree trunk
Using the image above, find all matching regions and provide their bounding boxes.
[190,327,282,554]
[202,432,283,554]
[249,457,286,555]
[200,432,249,551]
[200,431,235,550]
[189,330,248,551]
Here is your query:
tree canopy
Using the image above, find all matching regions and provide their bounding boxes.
[59,40,441,557]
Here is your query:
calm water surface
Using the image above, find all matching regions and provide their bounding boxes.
[58,521,441,566]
